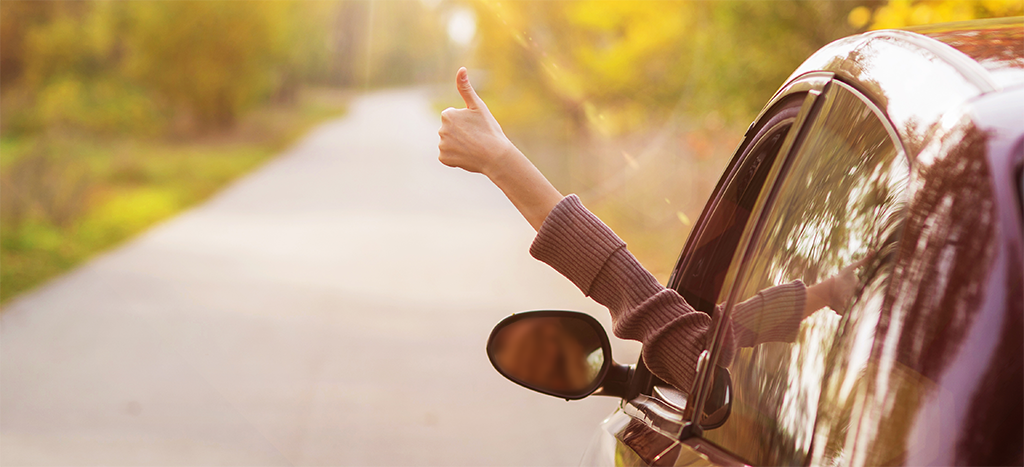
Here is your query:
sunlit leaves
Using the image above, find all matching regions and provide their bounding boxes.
[471,0,862,136]
[857,0,1023,29]
[1,0,338,134]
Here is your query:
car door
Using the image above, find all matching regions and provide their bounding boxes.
[684,79,911,466]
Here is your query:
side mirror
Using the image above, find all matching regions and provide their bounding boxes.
[487,310,628,400]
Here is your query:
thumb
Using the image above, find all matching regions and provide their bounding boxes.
[456,67,484,110]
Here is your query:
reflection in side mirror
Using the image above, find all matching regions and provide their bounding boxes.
[487,311,612,400]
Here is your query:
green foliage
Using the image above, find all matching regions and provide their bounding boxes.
[0,0,339,134]
[123,1,287,128]
[0,0,461,304]
[126,3,259,127]
[0,91,347,304]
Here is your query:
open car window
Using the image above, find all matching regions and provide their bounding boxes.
[668,95,805,314]
[702,81,910,466]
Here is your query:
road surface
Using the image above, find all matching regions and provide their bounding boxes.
[1,88,641,466]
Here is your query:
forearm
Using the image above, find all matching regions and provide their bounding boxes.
[729,281,807,346]
[485,147,563,232]
[529,196,735,391]
[804,280,832,317]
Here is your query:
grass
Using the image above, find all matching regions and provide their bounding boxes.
[0,88,349,305]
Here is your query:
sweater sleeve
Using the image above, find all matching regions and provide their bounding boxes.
[728,281,807,347]
[530,195,737,391]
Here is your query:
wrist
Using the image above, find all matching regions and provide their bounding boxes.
[483,142,525,186]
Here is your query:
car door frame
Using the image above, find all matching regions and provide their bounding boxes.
[676,77,910,464]
[665,72,833,421]
[602,73,835,466]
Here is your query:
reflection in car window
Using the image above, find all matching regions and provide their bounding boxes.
[671,97,803,314]
[703,83,909,466]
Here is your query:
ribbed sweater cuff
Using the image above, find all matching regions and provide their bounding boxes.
[640,307,735,391]
[530,195,626,296]
[729,280,807,346]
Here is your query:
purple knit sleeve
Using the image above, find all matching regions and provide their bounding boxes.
[530,195,736,391]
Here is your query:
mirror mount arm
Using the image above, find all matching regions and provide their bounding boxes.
[678,422,704,441]
[625,357,654,401]
[592,363,633,399]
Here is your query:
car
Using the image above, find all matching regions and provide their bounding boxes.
[485,17,1023,466]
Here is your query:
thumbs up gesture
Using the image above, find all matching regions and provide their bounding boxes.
[438,67,518,175]
[438,67,563,231]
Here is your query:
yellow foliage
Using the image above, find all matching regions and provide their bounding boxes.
[849,6,874,29]
[860,0,1023,29]
[82,188,179,239]
[472,0,860,139]
[1,0,340,134]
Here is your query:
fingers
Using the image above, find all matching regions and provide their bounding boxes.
[456,67,484,110]
[851,251,875,268]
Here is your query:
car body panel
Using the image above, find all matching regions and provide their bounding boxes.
[849,82,1024,466]
[910,17,1024,90]
[590,399,748,467]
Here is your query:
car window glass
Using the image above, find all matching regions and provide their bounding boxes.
[670,97,803,313]
[702,83,909,466]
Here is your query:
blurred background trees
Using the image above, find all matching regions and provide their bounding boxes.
[0,0,457,302]
[1,0,1020,302]
[0,0,454,136]
[460,0,1021,279]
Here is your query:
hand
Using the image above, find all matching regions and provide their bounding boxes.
[438,67,519,177]
[804,254,872,317]
[825,259,862,310]
[436,67,564,232]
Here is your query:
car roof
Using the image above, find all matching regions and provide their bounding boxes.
[911,17,1024,90]
[780,17,1024,163]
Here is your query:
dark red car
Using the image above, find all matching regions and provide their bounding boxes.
[487,18,1023,466]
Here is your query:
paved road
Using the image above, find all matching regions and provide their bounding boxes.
[1,88,640,466]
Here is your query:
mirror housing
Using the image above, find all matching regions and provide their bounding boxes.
[487,310,631,400]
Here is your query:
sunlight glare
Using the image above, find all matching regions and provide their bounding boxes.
[447,8,477,47]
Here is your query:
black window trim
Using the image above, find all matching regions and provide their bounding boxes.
[668,72,835,295]
[682,84,828,429]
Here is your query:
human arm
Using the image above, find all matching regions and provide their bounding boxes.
[435,67,849,390]
[804,257,868,318]
[730,256,869,346]
[437,67,562,231]
[530,195,736,391]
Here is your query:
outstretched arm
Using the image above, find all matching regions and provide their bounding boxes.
[438,67,563,231]
[804,255,871,318]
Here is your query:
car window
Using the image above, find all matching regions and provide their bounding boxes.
[701,82,909,466]
[669,95,804,314]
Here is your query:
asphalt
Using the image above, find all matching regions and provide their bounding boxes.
[0,88,641,466]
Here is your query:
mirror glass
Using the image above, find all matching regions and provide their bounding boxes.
[489,314,606,396]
